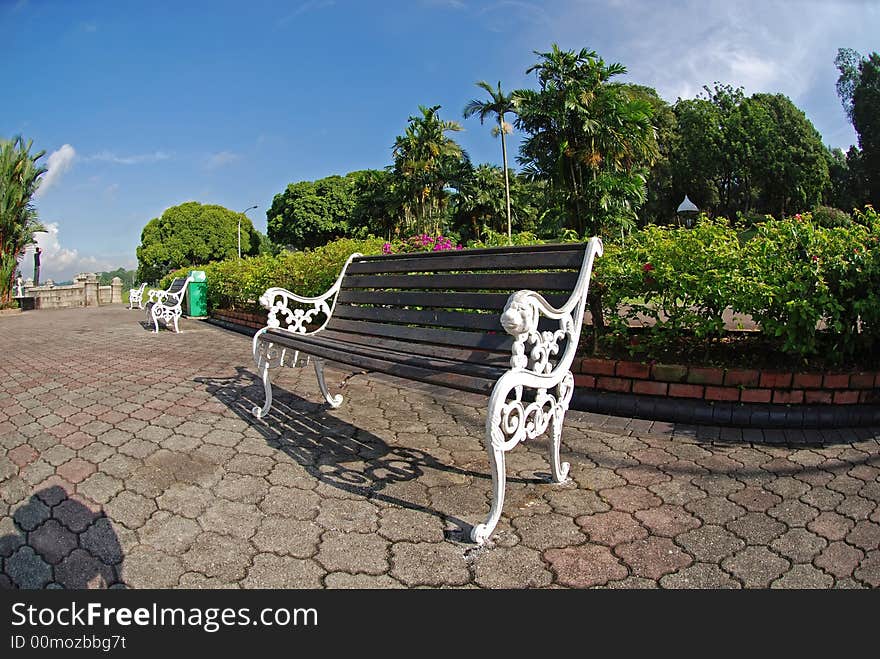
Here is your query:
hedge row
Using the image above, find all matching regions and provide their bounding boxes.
[162,207,880,364]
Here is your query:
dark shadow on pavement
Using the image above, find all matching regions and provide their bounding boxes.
[197,367,537,541]
[1,486,126,589]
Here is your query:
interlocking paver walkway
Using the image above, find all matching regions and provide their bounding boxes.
[1,306,879,588]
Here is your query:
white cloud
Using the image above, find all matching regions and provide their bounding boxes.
[17,223,134,283]
[35,144,76,197]
[86,150,171,165]
[205,151,240,170]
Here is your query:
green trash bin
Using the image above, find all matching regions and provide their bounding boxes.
[184,270,208,318]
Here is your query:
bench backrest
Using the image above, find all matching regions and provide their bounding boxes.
[323,243,590,369]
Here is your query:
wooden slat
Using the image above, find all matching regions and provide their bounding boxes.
[341,272,579,292]
[319,329,511,366]
[262,331,497,394]
[336,290,570,310]
[353,241,586,262]
[333,304,501,332]
[346,249,585,275]
[326,318,513,351]
[271,331,507,380]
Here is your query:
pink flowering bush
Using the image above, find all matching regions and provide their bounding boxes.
[382,233,463,255]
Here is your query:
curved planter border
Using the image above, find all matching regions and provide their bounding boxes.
[209,310,880,427]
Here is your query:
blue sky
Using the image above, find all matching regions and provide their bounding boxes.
[2,0,877,281]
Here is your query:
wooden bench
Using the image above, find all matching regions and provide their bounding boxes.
[250,239,603,544]
[128,282,147,309]
[145,276,193,333]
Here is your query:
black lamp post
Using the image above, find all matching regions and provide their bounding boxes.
[238,205,258,258]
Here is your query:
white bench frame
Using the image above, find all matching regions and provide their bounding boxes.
[128,282,148,309]
[145,276,193,333]
[250,239,603,545]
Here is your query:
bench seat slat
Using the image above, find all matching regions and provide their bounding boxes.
[266,330,508,380]
[353,241,585,262]
[346,249,585,274]
[336,290,568,310]
[325,318,513,351]
[318,329,511,366]
[262,330,498,394]
[341,272,579,292]
[333,304,503,332]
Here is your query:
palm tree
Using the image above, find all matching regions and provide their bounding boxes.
[463,81,516,242]
[0,136,46,306]
[515,45,658,236]
[392,105,466,235]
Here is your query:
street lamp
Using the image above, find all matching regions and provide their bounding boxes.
[238,205,258,258]
[676,195,699,229]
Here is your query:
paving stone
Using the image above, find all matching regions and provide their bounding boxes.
[600,485,662,513]
[259,486,321,520]
[29,519,78,564]
[846,521,880,551]
[390,542,470,587]
[575,510,647,546]
[137,512,201,555]
[676,525,744,563]
[854,550,880,587]
[721,546,789,588]
[472,545,553,588]
[315,499,378,533]
[807,512,854,542]
[659,563,741,589]
[242,554,325,588]
[214,472,269,504]
[200,499,262,540]
[377,507,446,543]
[13,496,51,532]
[122,546,186,588]
[55,548,117,588]
[648,480,706,506]
[836,496,876,521]
[729,486,782,512]
[814,541,864,579]
[324,572,405,589]
[251,517,322,558]
[156,483,214,518]
[615,536,692,580]
[315,531,390,575]
[770,528,827,563]
[512,513,586,551]
[0,516,24,557]
[182,532,254,581]
[602,576,658,589]
[726,512,787,545]
[686,496,746,525]
[104,491,156,529]
[76,472,124,504]
[5,545,52,588]
[692,475,744,497]
[634,505,700,538]
[543,544,627,588]
[771,564,834,589]
[766,476,810,499]
[800,487,844,511]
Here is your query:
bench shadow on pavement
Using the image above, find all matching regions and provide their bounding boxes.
[197,367,535,540]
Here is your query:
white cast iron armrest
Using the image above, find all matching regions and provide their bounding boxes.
[253,253,362,362]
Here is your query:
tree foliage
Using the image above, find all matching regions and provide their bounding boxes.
[514,45,658,237]
[836,49,880,207]
[391,105,469,235]
[136,201,259,282]
[670,85,829,218]
[0,136,46,305]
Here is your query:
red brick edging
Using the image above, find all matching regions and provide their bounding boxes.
[575,358,879,406]
[211,310,878,406]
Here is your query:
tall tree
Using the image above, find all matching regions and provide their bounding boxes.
[514,45,657,236]
[137,202,260,282]
[463,81,516,242]
[0,136,46,306]
[392,105,468,235]
[836,49,880,207]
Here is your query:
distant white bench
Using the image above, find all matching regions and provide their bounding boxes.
[128,282,147,309]
[144,276,193,333]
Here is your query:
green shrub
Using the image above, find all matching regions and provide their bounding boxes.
[810,205,852,228]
